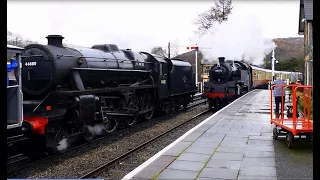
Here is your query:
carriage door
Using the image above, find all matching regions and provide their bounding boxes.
[158,62,169,98]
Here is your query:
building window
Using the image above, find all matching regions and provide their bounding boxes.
[204,66,211,75]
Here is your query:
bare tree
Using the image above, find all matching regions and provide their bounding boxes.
[7,30,39,61]
[7,30,38,48]
[7,30,23,47]
[169,40,180,58]
[194,0,233,35]
[151,46,167,56]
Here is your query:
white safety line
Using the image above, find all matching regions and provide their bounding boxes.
[122,90,257,180]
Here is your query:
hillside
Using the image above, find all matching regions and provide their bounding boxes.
[267,37,304,61]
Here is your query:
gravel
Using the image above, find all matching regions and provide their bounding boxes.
[11,102,209,179]
[100,112,213,180]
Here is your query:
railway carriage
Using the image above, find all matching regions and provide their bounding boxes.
[7,44,28,156]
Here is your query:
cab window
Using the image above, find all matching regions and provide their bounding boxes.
[159,62,168,75]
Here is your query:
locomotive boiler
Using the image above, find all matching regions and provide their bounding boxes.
[21,35,197,153]
[202,57,253,109]
[22,35,149,99]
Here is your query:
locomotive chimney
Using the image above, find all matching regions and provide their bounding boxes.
[218,57,225,64]
[46,35,64,48]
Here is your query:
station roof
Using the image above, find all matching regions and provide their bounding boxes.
[298,0,313,35]
[7,44,24,54]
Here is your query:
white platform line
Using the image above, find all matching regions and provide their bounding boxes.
[122,90,258,180]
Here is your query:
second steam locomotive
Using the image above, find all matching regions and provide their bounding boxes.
[21,35,197,152]
[202,57,302,109]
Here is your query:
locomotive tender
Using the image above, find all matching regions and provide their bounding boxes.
[202,57,302,109]
[21,35,197,152]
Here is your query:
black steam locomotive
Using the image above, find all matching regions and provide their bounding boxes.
[202,57,253,109]
[21,35,197,152]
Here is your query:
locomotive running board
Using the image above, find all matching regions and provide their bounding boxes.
[32,85,156,113]
[106,108,153,117]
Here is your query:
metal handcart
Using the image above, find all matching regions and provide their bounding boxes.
[270,84,313,148]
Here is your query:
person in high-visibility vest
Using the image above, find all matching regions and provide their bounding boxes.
[7,58,18,86]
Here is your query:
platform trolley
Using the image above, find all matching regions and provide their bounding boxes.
[270,84,313,148]
[7,44,28,157]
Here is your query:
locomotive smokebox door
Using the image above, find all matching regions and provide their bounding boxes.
[75,95,96,123]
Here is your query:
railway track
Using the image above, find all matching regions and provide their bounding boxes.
[7,94,206,177]
[80,109,211,179]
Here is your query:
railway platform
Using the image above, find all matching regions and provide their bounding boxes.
[123,89,279,180]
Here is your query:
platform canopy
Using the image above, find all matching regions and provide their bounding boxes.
[7,44,24,54]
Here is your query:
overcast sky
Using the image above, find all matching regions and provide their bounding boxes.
[7,0,302,54]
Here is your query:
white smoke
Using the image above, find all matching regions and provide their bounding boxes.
[87,124,106,136]
[56,138,68,151]
[191,10,276,65]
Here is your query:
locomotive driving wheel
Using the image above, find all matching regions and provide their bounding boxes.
[101,109,119,134]
[141,93,155,121]
[50,127,69,154]
[83,125,96,143]
[123,92,140,127]
[125,116,139,127]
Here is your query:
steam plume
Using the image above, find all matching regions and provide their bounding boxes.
[56,138,68,151]
[87,124,106,136]
[191,10,276,65]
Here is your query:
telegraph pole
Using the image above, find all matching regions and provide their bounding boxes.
[168,42,171,58]
[271,48,278,82]
[271,48,275,81]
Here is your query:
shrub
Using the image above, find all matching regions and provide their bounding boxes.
[296,91,313,120]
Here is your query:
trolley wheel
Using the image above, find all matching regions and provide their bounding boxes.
[273,127,278,140]
[286,132,293,148]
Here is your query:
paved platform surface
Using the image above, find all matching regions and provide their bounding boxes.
[123,90,281,180]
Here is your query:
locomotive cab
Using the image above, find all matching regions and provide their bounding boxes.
[140,53,169,99]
